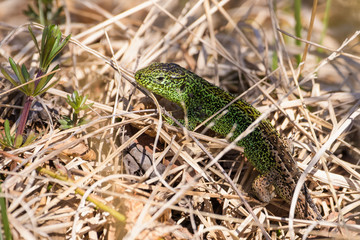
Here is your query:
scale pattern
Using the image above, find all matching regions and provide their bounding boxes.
[135,62,322,220]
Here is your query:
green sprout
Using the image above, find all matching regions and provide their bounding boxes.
[0,120,37,149]
[29,25,71,74]
[59,91,93,129]
[0,24,71,145]
[1,57,59,98]
[24,0,64,26]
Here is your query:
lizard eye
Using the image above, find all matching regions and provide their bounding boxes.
[157,76,164,82]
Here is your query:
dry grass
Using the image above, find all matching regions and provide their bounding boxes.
[1,0,360,239]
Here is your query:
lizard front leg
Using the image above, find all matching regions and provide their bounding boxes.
[251,171,277,203]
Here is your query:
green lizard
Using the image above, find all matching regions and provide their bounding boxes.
[135,62,322,220]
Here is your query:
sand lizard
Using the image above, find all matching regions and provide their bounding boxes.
[135,62,322,220]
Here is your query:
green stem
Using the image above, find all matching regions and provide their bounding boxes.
[15,69,44,138]
[73,112,78,126]
[0,185,12,240]
[15,96,34,138]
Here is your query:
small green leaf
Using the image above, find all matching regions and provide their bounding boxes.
[58,119,68,125]
[24,0,65,25]
[41,25,49,54]
[59,116,73,129]
[78,117,90,126]
[0,184,12,240]
[28,78,35,95]
[21,64,30,81]
[33,75,48,95]
[2,133,12,147]
[47,35,71,66]
[34,64,59,96]
[66,94,72,104]
[14,135,23,148]
[50,32,61,56]
[3,120,13,146]
[40,27,52,69]
[80,95,88,108]
[8,58,23,83]
[37,25,71,72]
[16,64,26,86]
[60,124,72,130]
[28,25,40,54]
[41,40,55,71]
[1,67,20,88]
[35,78,60,96]
[23,131,37,147]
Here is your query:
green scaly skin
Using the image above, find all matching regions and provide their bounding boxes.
[135,62,322,220]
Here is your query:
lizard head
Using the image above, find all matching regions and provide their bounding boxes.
[135,62,192,106]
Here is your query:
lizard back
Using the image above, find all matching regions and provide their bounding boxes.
[135,62,322,220]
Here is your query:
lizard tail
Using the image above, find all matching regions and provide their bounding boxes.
[301,185,322,220]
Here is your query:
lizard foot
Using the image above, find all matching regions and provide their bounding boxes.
[251,172,276,203]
